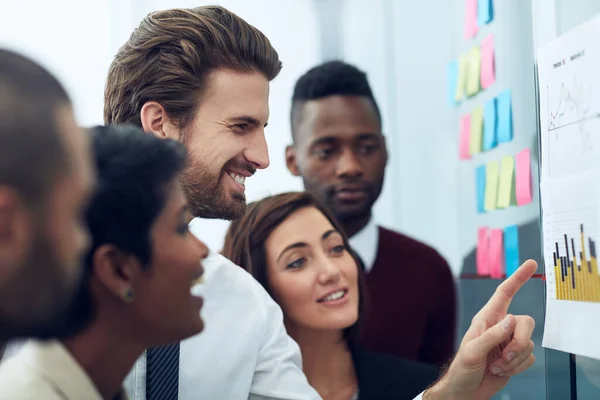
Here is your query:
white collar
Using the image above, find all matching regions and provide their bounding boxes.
[188,217,230,252]
[348,218,379,273]
[17,340,105,399]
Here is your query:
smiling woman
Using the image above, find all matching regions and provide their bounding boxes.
[222,192,439,400]
[265,206,361,336]
[0,125,210,400]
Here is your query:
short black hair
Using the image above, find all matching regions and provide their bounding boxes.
[0,49,71,208]
[290,60,381,140]
[84,125,187,268]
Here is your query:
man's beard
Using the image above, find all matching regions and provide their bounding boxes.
[0,231,94,341]
[180,156,254,221]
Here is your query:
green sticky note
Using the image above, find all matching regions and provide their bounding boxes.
[497,155,515,208]
[484,160,499,211]
[466,46,481,97]
[455,53,468,101]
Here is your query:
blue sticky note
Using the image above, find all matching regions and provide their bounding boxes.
[504,225,519,277]
[497,90,513,143]
[477,0,494,26]
[447,61,459,106]
[476,165,486,213]
[483,97,497,150]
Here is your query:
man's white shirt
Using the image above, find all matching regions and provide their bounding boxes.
[123,218,427,400]
[1,217,426,400]
[124,246,320,399]
[348,217,379,273]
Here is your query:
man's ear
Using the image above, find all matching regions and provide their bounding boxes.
[91,244,142,302]
[0,187,31,278]
[140,102,179,141]
[285,145,301,176]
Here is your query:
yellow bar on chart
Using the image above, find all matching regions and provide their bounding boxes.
[552,225,600,303]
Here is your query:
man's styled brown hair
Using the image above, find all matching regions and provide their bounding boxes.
[222,191,366,345]
[104,6,283,129]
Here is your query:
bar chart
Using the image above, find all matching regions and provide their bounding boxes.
[539,14,600,359]
[541,173,600,304]
[541,173,600,358]
[551,224,600,302]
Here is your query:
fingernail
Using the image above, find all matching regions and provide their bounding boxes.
[502,316,511,331]
[506,352,515,361]
[491,367,503,375]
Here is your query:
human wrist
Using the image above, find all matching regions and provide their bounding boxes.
[423,372,468,400]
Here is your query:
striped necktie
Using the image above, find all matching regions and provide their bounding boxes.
[146,343,179,400]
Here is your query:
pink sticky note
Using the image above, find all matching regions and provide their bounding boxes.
[459,114,471,160]
[476,227,490,276]
[515,148,533,205]
[480,35,495,89]
[488,228,504,279]
[464,0,478,39]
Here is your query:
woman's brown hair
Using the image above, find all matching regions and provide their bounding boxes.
[222,191,365,345]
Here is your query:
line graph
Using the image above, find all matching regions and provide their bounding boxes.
[540,65,600,179]
[549,113,600,132]
[538,13,600,361]
[547,76,596,133]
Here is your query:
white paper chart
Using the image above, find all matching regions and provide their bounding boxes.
[541,174,600,359]
[538,14,600,359]
[538,16,600,182]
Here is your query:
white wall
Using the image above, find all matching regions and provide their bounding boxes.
[0,0,322,251]
[389,0,461,272]
[0,0,463,265]
[337,0,461,273]
[0,0,112,125]
[0,0,153,125]
[337,0,397,245]
[555,0,600,35]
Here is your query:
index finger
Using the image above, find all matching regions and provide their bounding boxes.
[484,259,537,314]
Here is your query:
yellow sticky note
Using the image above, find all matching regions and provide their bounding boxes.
[484,160,499,211]
[455,53,468,101]
[469,106,484,155]
[466,46,481,97]
[497,155,515,208]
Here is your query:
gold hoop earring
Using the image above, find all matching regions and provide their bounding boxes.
[123,287,135,303]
